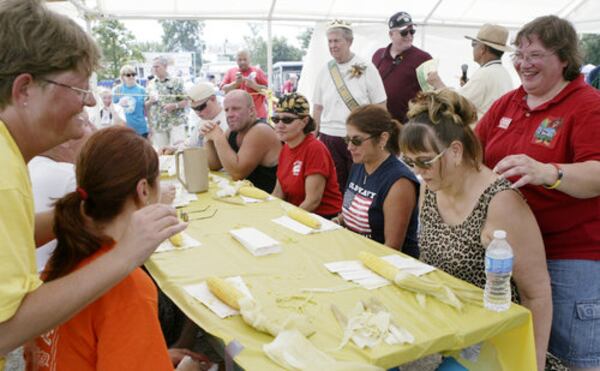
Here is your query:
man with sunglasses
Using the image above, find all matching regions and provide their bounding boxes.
[372,11,432,122]
[426,24,513,124]
[186,82,227,147]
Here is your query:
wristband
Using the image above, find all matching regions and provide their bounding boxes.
[543,163,563,189]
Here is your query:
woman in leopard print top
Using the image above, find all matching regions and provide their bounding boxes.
[400,89,552,370]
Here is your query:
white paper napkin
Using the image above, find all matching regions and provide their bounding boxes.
[229,227,281,256]
[271,214,341,235]
[171,182,199,208]
[184,276,253,318]
[324,255,436,290]
[155,232,201,253]
[240,195,274,204]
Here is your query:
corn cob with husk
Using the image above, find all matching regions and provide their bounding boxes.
[238,186,270,200]
[283,204,321,229]
[169,233,183,247]
[206,276,314,337]
[358,252,481,309]
[206,276,245,310]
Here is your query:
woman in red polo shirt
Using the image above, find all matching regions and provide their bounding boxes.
[271,93,342,219]
[477,16,600,370]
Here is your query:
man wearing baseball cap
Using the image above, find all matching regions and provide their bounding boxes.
[427,24,514,123]
[186,82,228,146]
[372,11,432,123]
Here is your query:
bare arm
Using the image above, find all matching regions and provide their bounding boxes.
[494,156,600,198]
[313,104,323,134]
[244,78,266,93]
[383,178,417,251]
[0,204,186,355]
[484,190,552,371]
[209,124,280,180]
[34,210,54,247]
[298,174,326,212]
[204,137,224,171]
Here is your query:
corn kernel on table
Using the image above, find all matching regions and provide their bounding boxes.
[145,178,536,370]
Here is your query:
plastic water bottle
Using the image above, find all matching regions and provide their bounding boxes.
[484,230,513,312]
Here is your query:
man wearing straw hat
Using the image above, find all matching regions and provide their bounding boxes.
[427,24,514,122]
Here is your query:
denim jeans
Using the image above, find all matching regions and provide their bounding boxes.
[547,259,600,368]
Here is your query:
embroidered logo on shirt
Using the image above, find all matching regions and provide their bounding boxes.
[292,160,302,176]
[498,117,512,129]
[532,117,562,148]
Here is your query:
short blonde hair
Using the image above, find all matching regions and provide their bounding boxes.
[0,0,101,108]
[119,65,136,76]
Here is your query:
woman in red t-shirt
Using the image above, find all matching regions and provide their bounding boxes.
[27,127,205,371]
[271,93,342,218]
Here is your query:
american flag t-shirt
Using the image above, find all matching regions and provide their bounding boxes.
[342,181,375,237]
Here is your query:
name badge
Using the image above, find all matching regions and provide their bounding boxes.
[498,117,512,129]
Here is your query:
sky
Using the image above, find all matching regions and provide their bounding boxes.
[124,19,310,52]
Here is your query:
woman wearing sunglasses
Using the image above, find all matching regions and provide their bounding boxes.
[112,65,149,138]
[271,93,342,218]
[340,105,419,257]
[401,89,551,370]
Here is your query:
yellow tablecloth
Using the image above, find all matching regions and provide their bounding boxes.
[145,180,536,370]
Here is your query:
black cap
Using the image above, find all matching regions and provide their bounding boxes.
[388,11,413,30]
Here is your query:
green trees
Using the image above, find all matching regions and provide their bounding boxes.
[159,20,205,74]
[580,34,600,65]
[92,19,143,80]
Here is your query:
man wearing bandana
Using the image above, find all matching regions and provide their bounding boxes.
[372,11,432,123]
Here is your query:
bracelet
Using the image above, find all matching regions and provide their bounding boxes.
[543,163,563,189]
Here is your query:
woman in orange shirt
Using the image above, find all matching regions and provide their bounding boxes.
[27,127,205,371]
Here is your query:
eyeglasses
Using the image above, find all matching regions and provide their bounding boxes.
[471,40,479,48]
[123,73,137,77]
[344,135,375,146]
[400,28,416,37]
[401,148,447,169]
[511,51,554,64]
[192,101,208,112]
[271,116,298,124]
[39,78,94,102]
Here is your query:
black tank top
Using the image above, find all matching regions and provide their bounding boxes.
[227,127,277,193]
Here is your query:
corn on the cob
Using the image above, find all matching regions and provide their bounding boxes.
[287,206,321,229]
[238,186,270,200]
[358,251,398,281]
[169,233,183,247]
[207,277,244,310]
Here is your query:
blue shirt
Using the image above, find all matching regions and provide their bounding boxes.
[342,155,419,257]
[113,84,148,135]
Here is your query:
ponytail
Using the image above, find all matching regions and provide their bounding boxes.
[44,192,112,281]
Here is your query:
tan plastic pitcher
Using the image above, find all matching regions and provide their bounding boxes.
[175,147,209,193]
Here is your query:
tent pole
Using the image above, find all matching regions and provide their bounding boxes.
[267,0,277,89]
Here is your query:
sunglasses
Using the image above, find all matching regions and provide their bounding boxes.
[344,135,375,146]
[400,28,416,37]
[191,101,208,112]
[401,149,447,169]
[123,73,137,77]
[271,116,298,124]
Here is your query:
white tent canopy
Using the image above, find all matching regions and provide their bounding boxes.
[52,0,600,98]
[59,0,600,32]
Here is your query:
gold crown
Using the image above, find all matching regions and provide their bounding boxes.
[327,19,352,31]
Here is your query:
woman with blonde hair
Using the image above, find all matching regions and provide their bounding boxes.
[401,89,551,370]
